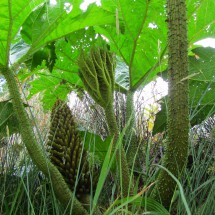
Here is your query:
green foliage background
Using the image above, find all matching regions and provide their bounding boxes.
[1,0,215,134]
[0,0,215,213]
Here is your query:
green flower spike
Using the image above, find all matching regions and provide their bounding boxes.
[47,100,99,199]
[78,48,115,109]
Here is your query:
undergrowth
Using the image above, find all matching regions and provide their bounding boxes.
[0,94,215,214]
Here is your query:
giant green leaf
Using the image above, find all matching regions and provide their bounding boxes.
[0,0,44,66]
[56,28,129,90]
[153,47,215,134]
[81,131,111,164]
[97,0,167,89]
[20,2,115,57]
[96,0,215,91]
[54,27,98,75]
[25,27,99,109]
[187,0,215,43]
[27,69,80,109]
[115,58,129,90]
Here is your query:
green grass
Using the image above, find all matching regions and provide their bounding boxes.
[175,126,215,215]
[1,115,215,215]
[0,136,62,215]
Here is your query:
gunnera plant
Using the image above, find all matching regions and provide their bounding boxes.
[78,47,133,197]
[47,100,99,203]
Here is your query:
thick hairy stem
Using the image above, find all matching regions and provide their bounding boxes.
[125,90,137,166]
[2,67,88,215]
[151,0,189,209]
[105,101,133,197]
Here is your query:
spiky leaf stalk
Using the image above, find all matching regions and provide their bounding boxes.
[105,101,133,197]
[151,0,189,208]
[2,67,88,215]
[125,90,138,166]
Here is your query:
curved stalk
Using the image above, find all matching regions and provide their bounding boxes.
[2,67,88,215]
[125,90,137,166]
[151,0,189,209]
[104,99,133,197]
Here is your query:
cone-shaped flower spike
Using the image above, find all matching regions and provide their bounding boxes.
[47,100,99,199]
[78,48,115,109]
